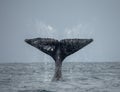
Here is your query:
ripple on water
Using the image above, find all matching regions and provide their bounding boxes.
[18,89,55,92]
[0,62,120,92]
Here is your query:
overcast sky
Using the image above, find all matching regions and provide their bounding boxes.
[0,0,120,63]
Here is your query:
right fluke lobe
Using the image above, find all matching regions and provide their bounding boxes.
[60,39,93,59]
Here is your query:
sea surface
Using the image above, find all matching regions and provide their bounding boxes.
[0,62,120,92]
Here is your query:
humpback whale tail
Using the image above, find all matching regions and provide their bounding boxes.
[25,38,93,81]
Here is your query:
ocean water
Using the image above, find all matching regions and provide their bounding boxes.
[0,62,120,92]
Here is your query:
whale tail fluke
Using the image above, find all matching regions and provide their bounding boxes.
[25,38,93,61]
[25,38,93,81]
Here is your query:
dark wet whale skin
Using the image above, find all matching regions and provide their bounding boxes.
[25,38,93,81]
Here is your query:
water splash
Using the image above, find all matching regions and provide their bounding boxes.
[64,24,94,39]
[34,21,59,39]
[32,21,94,40]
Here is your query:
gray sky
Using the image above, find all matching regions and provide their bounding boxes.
[0,0,120,63]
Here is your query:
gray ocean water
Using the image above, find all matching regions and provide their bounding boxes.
[0,62,120,92]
